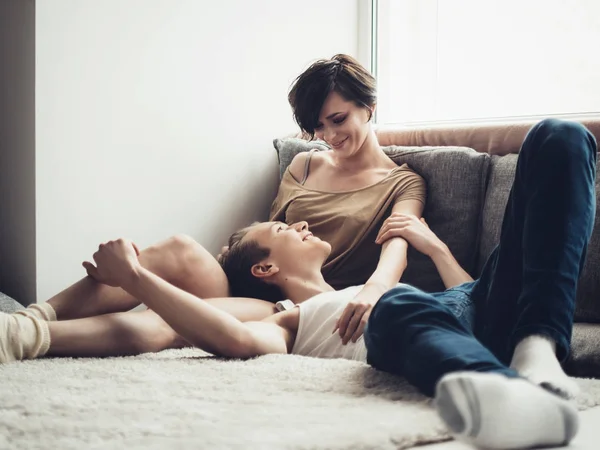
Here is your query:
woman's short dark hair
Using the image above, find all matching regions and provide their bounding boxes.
[288,54,377,139]
[218,226,285,303]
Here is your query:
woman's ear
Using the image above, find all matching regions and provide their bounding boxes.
[251,263,280,280]
[369,104,377,121]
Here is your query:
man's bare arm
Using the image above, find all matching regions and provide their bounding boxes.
[122,267,288,358]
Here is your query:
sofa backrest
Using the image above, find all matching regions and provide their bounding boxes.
[476,155,516,275]
[475,154,600,323]
[375,119,600,156]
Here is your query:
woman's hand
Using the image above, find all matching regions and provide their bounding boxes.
[375,214,444,257]
[334,284,385,345]
[82,238,142,288]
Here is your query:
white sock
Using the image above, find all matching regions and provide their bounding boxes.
[510,334,579,399]
[434,372,578,449]
[0,312,51,363]
[15,302,57,322]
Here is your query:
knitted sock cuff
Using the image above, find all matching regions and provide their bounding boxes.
[30,316,51,358]
[22,303,57,322]
[37,303,57,322]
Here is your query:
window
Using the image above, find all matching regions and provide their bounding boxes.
[373,0,600,125]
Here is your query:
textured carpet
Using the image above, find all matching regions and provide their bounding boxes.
[1,349,600,450]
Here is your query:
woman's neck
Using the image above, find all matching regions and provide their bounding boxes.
[330,130,393,173]
[279,273,335,304]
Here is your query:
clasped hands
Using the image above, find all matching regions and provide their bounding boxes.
[375,212,442,256]
[82,238,142,288]
[335,213,443,344]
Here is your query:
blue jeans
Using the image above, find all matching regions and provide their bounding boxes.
[364,119,597,397]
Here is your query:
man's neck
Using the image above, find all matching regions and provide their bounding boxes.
[279,274,335,304]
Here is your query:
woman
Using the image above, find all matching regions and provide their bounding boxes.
[1,116,594,448]
[16,54,424,346]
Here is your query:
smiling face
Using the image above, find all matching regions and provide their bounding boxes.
[314,91,373,158]
[288,54,377,140]
[242,221,331,277]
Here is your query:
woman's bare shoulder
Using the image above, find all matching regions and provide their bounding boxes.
[288,150,328,182]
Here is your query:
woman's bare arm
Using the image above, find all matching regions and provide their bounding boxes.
[366,199,424,292]
[335,199,423,344]
[376,214,473,289]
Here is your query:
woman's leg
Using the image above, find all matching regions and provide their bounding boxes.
[365,286,578,450]
[472,119,597,396]
[35,234,231,320]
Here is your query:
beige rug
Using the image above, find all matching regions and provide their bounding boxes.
[1,349,600,450]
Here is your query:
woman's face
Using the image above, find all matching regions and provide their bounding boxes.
[314,91,373,157]
[244,221,331,273]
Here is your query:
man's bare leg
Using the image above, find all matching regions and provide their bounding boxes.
[46,309,188,357]
[3,297,276,363]
[16,234,276,355]
[47,302,278,357]
[44,234,231,320]
[2,309,188,361]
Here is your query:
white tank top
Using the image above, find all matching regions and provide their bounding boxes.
[291,285,368,363]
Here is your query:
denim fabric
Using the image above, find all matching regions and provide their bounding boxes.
[364,283,517,398]
[365,119,598,397]
[472,119,597,364]
[430,281,477,332]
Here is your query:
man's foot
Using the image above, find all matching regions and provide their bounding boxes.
[434,371,579,449]
[0,312,50,363]
[510,334,580,399]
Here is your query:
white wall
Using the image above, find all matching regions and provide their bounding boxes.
[36,0,358,302]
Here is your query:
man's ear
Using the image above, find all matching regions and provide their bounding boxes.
[251,262,280,280]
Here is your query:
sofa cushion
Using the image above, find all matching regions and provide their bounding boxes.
[383,146,490,292]
[273,138,330,179]
[476,155,517,275]
[576,168,600,322]
[477,155,600,323]
[564,323,600,378]
[0,292,24,313]
[274,141,491,292]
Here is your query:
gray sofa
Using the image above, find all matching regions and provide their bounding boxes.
[275,119,600,378]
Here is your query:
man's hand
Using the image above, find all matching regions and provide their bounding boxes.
[334,284,385,345]
[217,245,229,263]
[82,238,142,288]
[375,214,445,257]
